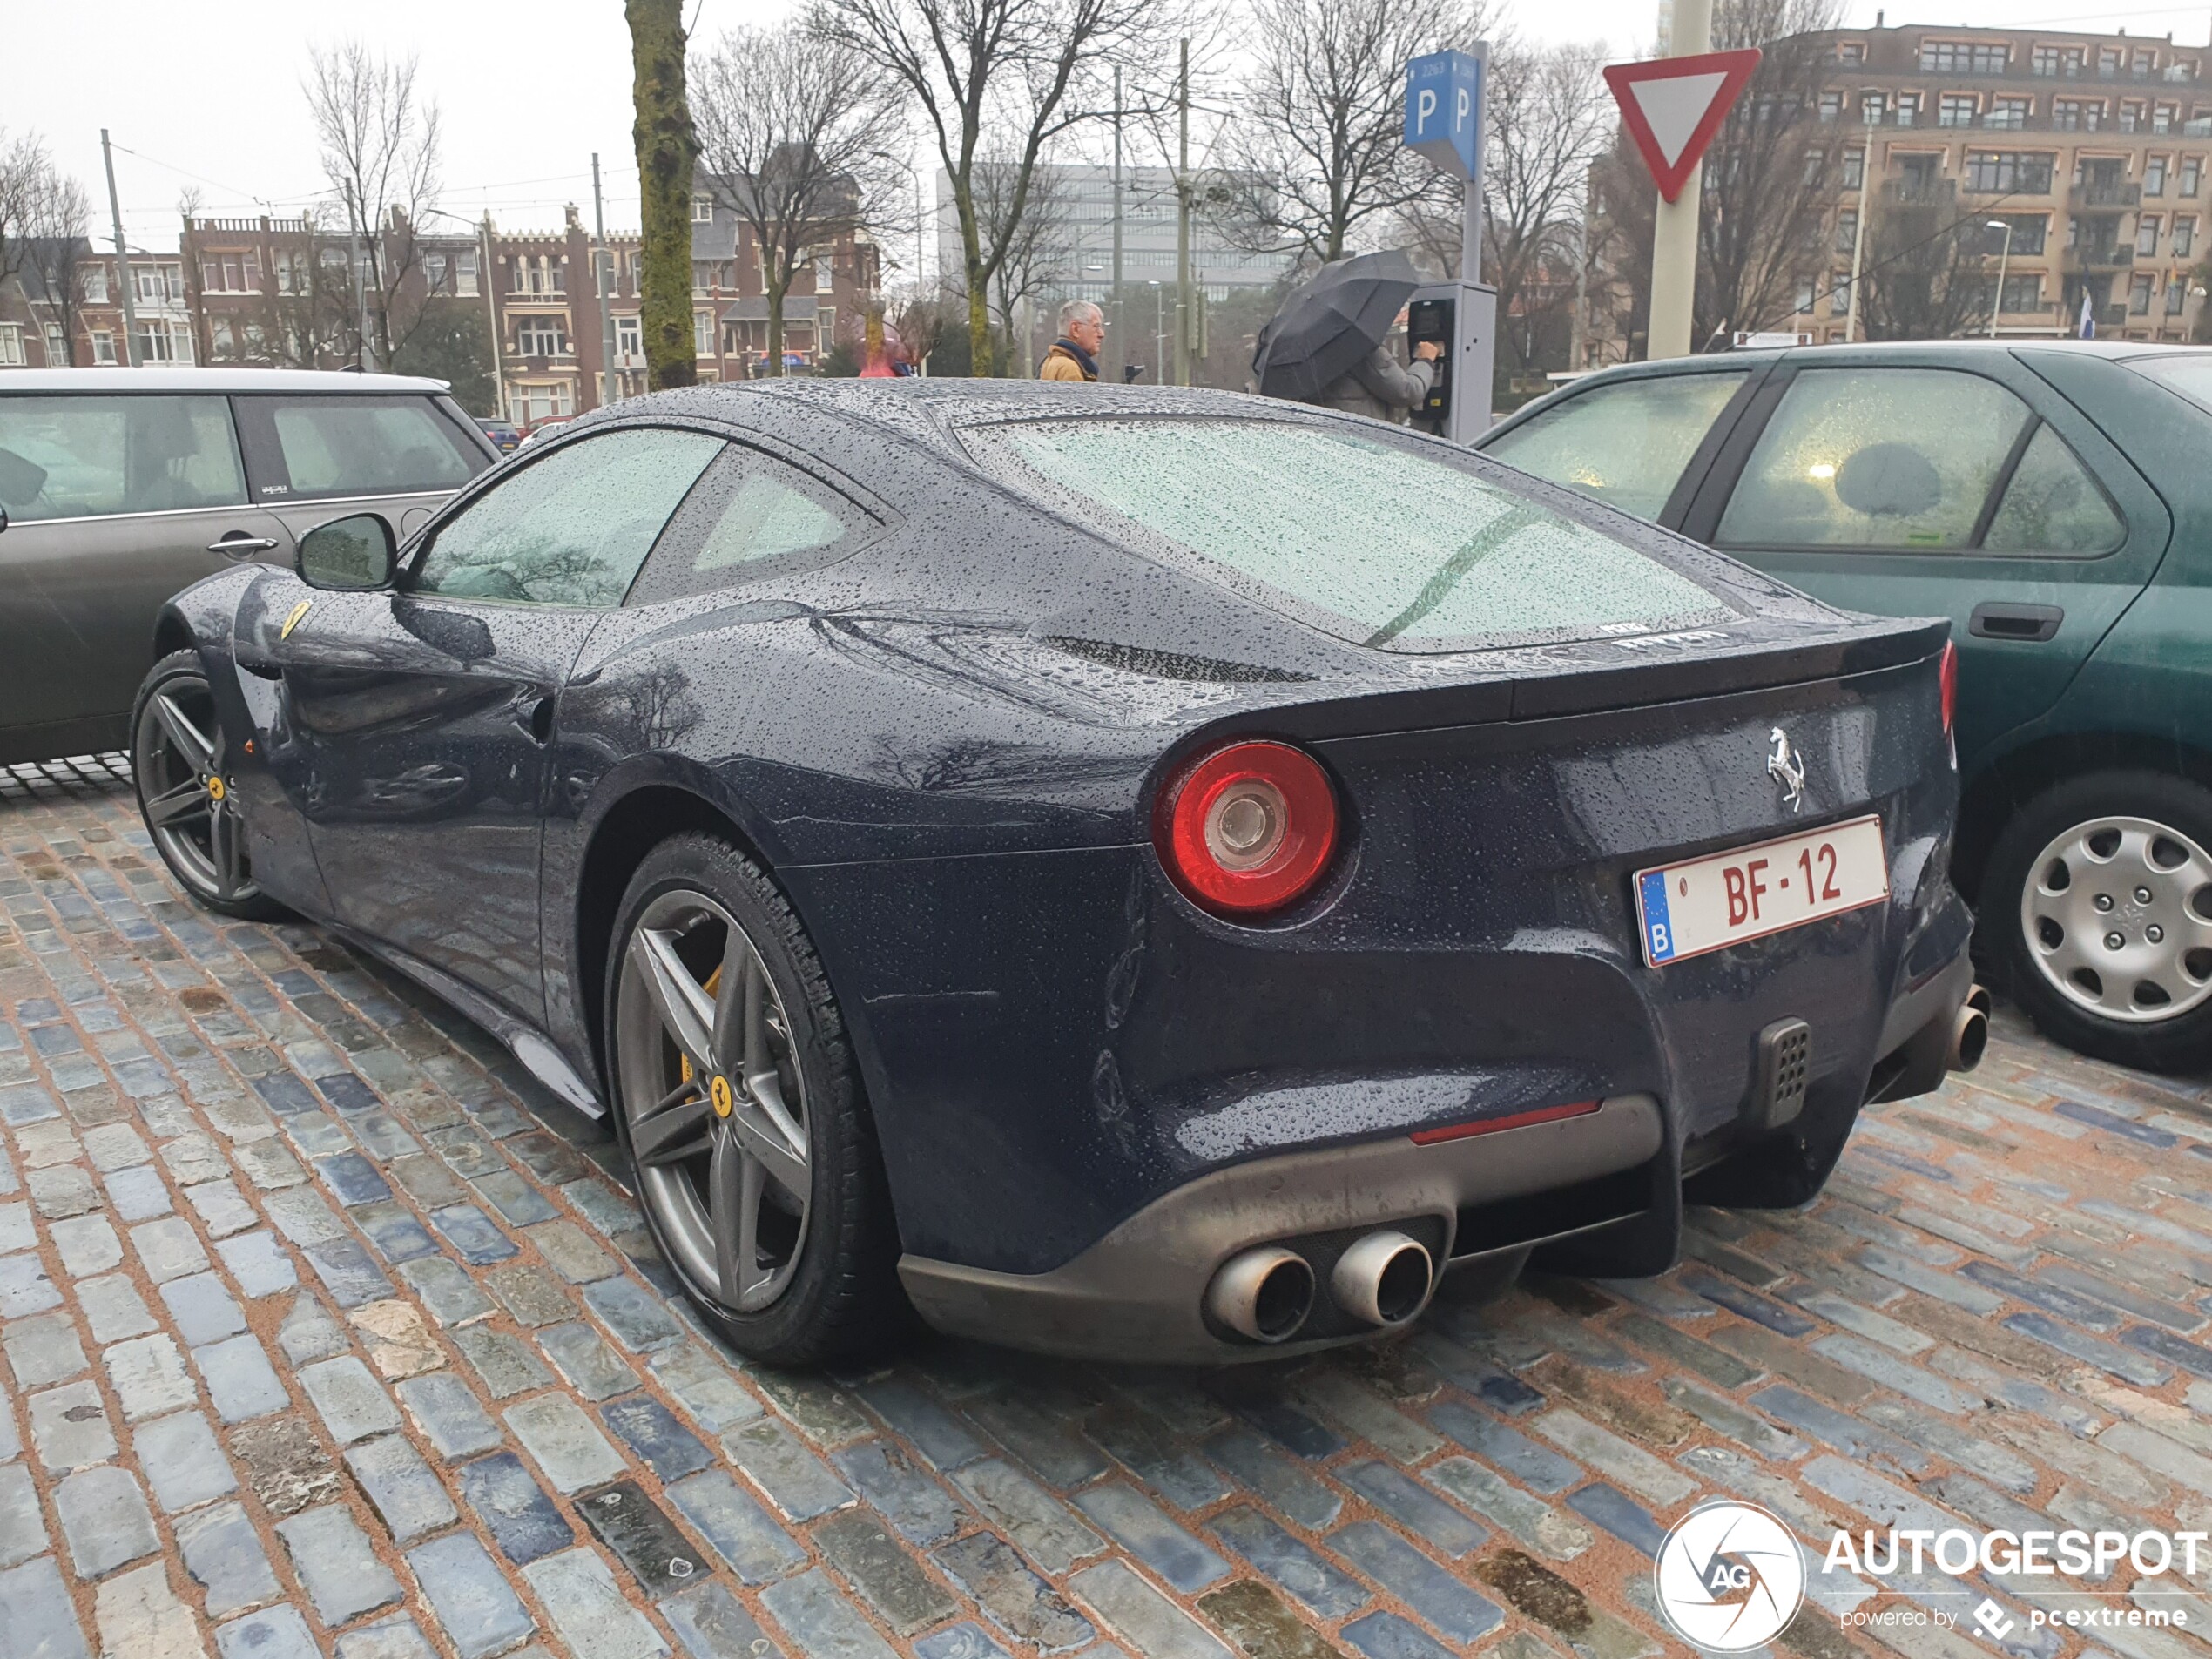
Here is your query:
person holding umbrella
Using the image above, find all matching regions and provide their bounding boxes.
[1251,250,1440,424]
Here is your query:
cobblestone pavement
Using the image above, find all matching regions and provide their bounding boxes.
[3,757,2212,1659]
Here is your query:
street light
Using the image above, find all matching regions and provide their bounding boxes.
[1986,219,2013,338]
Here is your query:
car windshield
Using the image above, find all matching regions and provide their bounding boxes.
[963,417,1724,651]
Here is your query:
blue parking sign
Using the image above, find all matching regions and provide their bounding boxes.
[1403,49,1485,181]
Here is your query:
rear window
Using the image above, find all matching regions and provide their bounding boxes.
[963,417,1723,651]
[0,395,246,522]
[2123,353,2212,419]
[233,395,485,502]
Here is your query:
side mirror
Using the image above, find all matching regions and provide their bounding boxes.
[298,514,397,590]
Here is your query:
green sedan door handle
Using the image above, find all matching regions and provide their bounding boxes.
[1969,602,2064,643]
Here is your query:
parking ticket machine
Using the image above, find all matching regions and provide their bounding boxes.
[1406,280,1498,444]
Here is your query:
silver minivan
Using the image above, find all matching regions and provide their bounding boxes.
[0,368,496,765]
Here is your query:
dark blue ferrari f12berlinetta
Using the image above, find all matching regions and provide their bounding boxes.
[133,381,1986,1366]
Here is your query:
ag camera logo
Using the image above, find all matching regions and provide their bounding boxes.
[1655,1501,1806,1651]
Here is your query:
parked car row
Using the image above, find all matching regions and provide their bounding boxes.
[1480,340,2212,1073]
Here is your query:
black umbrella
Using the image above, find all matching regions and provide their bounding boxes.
[1251,249,1425,402]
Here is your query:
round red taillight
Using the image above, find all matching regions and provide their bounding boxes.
[1156,740,1339,914]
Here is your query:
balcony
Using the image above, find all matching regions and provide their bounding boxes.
[2071,244,2137,268]
[2074,179,2142,207]
[1882,178,1957,208]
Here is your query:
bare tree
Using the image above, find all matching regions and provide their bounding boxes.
[813,0,1160,375]
[1592,0,1844,353]
[691,24,906,379]
[883,278,948,368]
[1862,196,1993,341]
[971,156,1075,368]
[0,130,54,287]
[1216,0,1488,266]
[18,169,92,366]
[303,40,443,369]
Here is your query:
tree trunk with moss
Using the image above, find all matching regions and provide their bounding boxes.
[629,0,697,390]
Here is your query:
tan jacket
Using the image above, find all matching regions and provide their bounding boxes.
[1039,343,1096,382]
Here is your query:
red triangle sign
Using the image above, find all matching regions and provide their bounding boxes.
[1604,49,1763,204]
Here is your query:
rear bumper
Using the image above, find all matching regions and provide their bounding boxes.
[899,1093,1662,1363]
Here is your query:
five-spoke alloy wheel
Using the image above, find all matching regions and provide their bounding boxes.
[132,651,282,920]
[606,834,900,1363]
[1987,770,2212,1072]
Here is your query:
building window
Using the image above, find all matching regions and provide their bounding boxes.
[455,250,479,296]
[2139,214,2163,255]
[515,317,567,356]
[1820,91,1844,122]
[2001,274,2043,312]
[1990,213,2047,254]
[2134,49,2159,77]
[1830,276,1851,316]
[2100,46,2124,76]
[1939,93,1979,127]
[0,325,21,367]
[2131,273,2155,312]
[1860,91,1886,123]
[42,325,65,366]
[135,320,190,362]
[2148,155,2169,194]
[1843,147,1865,188]
[2053,98,2104,130]
[1990,98,2031,129]
[2032,44,2084,77]
[83,266,108,303]
[2175,214,2197,254]
[691,195,713,223]
[1795,279,1817,313]
[1896,91,1922,125]
[198,253,260,293]
[2168,277,2188,314]
[508,382,573,425]
[2182,157,2204,193]
[1920,41,2007,73]
[1966,151,2055,193]
[2156,103,2179,132]
[91,330,115,364]
[814,255,833,290]
[1838,41,1865,64]
[1835,209,1859,253]
[616,315,641,361]
[694,310,712,355]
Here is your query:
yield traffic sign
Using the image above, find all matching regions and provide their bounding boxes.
[1603,49,1762,203]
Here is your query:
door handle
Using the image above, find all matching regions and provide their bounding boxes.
[519,695,556,745]
[1968,601,2064,643]
[209,534,281,558]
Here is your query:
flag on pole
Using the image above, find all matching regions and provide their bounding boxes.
[2078,288,2096,339]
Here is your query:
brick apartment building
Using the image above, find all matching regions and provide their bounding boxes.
[4,185,880,425]
[0,242,178,370]
[1801,21,2212,340]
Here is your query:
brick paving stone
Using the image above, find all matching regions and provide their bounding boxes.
[95,1561,202,1659]
[1073,1484,1229,1594]
[78,1273,157,1342]
[215,1604,318,1659]
[0,1555,89,1659]
[731,1417,856,1521]
[762,1566,901,1659]
[528,1217,617,1284]
[931,1531,1094,1652]
[300,1355,401,1444]
[604,1393,714,1482]
[194,1333,290,1423]
[952,1460,1103,1575]
[506,1393,629,1493]
[651,1343,764,1433]
[459,1450,576,1565]
[6,1312,87,1389]
[54,1464,158,1579]
[176,1500,283,1617]
[349,1298,444,1379]
[1205,1507,1370,1619]
[334,1615,442,1659]
[665,1467,809,1585]
[106,1332,196,1420]
[0,1461,47,1568]
[49,1214,121,1277]
[579,1478,711,1599]
[408,1530,537,1659]
[30,1378,118,1473]
[161,1273,247,1346]
[1197,1581,1340,1659]
[539,1318,639,1399]
[1328,1523,1503,1647]
[522,1545,671,1659]
[665,1580,791,1659]
[454,1325,554,1398]
[345,1432,460,1544]
[830,1439,964,1548]
[397,1254,496,1326]
[276,1503,404,1625]
[136,1408,239,1512]
[396,1371,504,1460]
[130,1215,210,1282]
[583,1274,685,1352]
[1069,1559,1231,1659]
[813,1507,959,1634]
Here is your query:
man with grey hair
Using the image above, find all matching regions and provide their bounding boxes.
[1038,300,1105,381]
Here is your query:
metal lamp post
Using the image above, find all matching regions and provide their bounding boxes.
[1987,219,2013,338]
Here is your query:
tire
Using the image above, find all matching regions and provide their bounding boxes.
[1982,769,2212,1072]
[604,833,907,1366]
[131,651,286,921]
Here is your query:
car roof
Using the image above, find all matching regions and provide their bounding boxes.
[0,368,453,395]
[1583,338,2210,376]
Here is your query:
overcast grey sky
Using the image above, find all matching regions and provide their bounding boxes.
[10,0,2211,268]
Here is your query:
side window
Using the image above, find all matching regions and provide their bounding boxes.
[1483,373,1748,522]
[0,395,245,522]
[234,395,486,502]
[627,445,866,605]
[1717,368,2031,550]
[413,428,723,607]
[1982,424,2125,553]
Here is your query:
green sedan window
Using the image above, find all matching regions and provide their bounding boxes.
[1982,425,2124,554]
[1718,368,2030,551]
[1483,373,1748,522]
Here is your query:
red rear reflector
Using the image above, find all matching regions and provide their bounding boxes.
[1939,641,1958,736]
[1410,1099,1602,1145]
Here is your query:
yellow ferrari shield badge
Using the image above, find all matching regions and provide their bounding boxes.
[280,599,313,640]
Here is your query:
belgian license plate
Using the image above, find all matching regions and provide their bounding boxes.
[1635,815,1888,968]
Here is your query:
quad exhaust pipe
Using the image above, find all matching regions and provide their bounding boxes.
[1208,1229,1436,1343]
[1950,984,1991,1074]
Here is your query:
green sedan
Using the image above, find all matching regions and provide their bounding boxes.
[1480,340,2212,1074]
